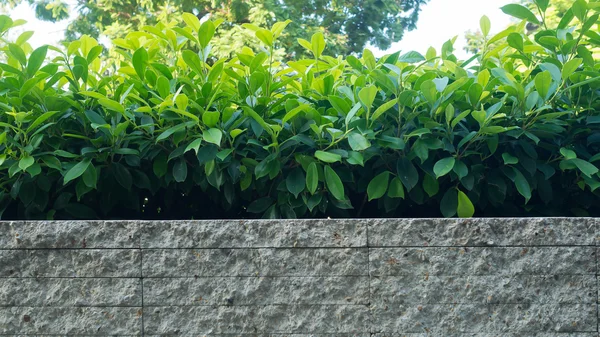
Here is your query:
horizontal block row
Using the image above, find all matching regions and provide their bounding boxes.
[0,278,141,307]
[371,303,597,333]
[2,274,594,308]
[7,304,589,334]
[0,307,142,334]
[1,247,595,278]
[1,218,596,249]
[371,275,597,304]
[370,247,597,276]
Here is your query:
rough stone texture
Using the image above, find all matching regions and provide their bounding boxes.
[0,220,140,249]
[0,307,142,334]
[142,248,368,277]
[143,276,369,306]
[369,247,596,276]
[0,278,142,307]
[0,218,598,335]
[143,305,370,333]
[0,249,141,278]
[371,275,596,304]
[141,219,367,248]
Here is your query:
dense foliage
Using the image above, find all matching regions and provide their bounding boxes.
[2,0,428,57]
[0,0,599,220]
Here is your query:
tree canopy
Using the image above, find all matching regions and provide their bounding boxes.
[2,0,429,57]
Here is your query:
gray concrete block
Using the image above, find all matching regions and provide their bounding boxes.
[0,249,141,278]
[143,276,369,306]
[0,221,140,248]
[368,218,596,247]
[142,248,368,277]
[140,219,367,248]
[371,275,596,305]
[370,303,597,333]
[0,307,142,334]
[143,305,370,333]
[369,247,596,276]
[0,278,141,306]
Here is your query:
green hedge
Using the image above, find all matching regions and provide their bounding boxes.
[1,0,599,219]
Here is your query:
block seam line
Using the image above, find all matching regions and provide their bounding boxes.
[140,243,145,337]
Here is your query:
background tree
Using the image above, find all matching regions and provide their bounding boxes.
[463,0,574,54]
[1,0,429,57]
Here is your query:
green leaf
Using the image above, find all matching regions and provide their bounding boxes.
[512,167,531,203]
[247,197,273,213]
[324,165,344,200]
[286,168,305,198]
[507,33,524,51]
[502,153,519,165]
[457,190,475,218]
[367,171,390,201]
[534,0,549,12]
[82,164,97,189]
[182,50,203,75]
[347,132,371,151]
[562,58,582,81]
[310,32,326,58]
[8,43,26,66]
[63,158,91,184]
[112,163,132,190]
[358,85,377,110]
[571,159,599,177]
[256,29,273,47]
[371,99,397,121]
[500,4,540,24]
[396,157,419,191]
[480,15,491,37]
[572,0,588,21]
[19,155,35,171]
[182,12,201,31]
[306,162,318,194]
[315,150,342,163]
[26,111,58,133]
[132,47,148,80]
[387,177,405,199]
[98,98,125,115]
[203,128,222,146]
[173,158,188,182]
[534,71,552,99]
[397,51,425,63]
[27,45,48,76]
[198,20,216,48]
[433,157,455,178]
[440,189,458,217]
[423,174,439,197]
[560,148,577,160]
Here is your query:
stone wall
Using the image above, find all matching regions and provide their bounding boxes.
[0,218,597,335]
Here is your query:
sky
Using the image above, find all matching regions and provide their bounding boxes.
[4,0,515,59]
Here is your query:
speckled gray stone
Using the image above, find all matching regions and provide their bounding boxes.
[369,247,596,276]
[371,332,598,337]
[0,278,141,306]
[0,307,142,334]
[0,221,140,248]
[1,218,598,335]
[0,249,141,277]
[142,248,368,277]
[140,219,367,248]
[368,218,597,247]
[370,303,597,333]
[143,305,370,333]
[371,275,596,305]
[143,276,369,306]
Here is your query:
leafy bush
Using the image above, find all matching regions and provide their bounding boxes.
[0,0,599,220]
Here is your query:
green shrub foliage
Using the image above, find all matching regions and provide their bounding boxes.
[0,0,599,219]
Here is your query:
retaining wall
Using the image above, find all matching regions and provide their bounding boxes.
[0,218,598,335]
